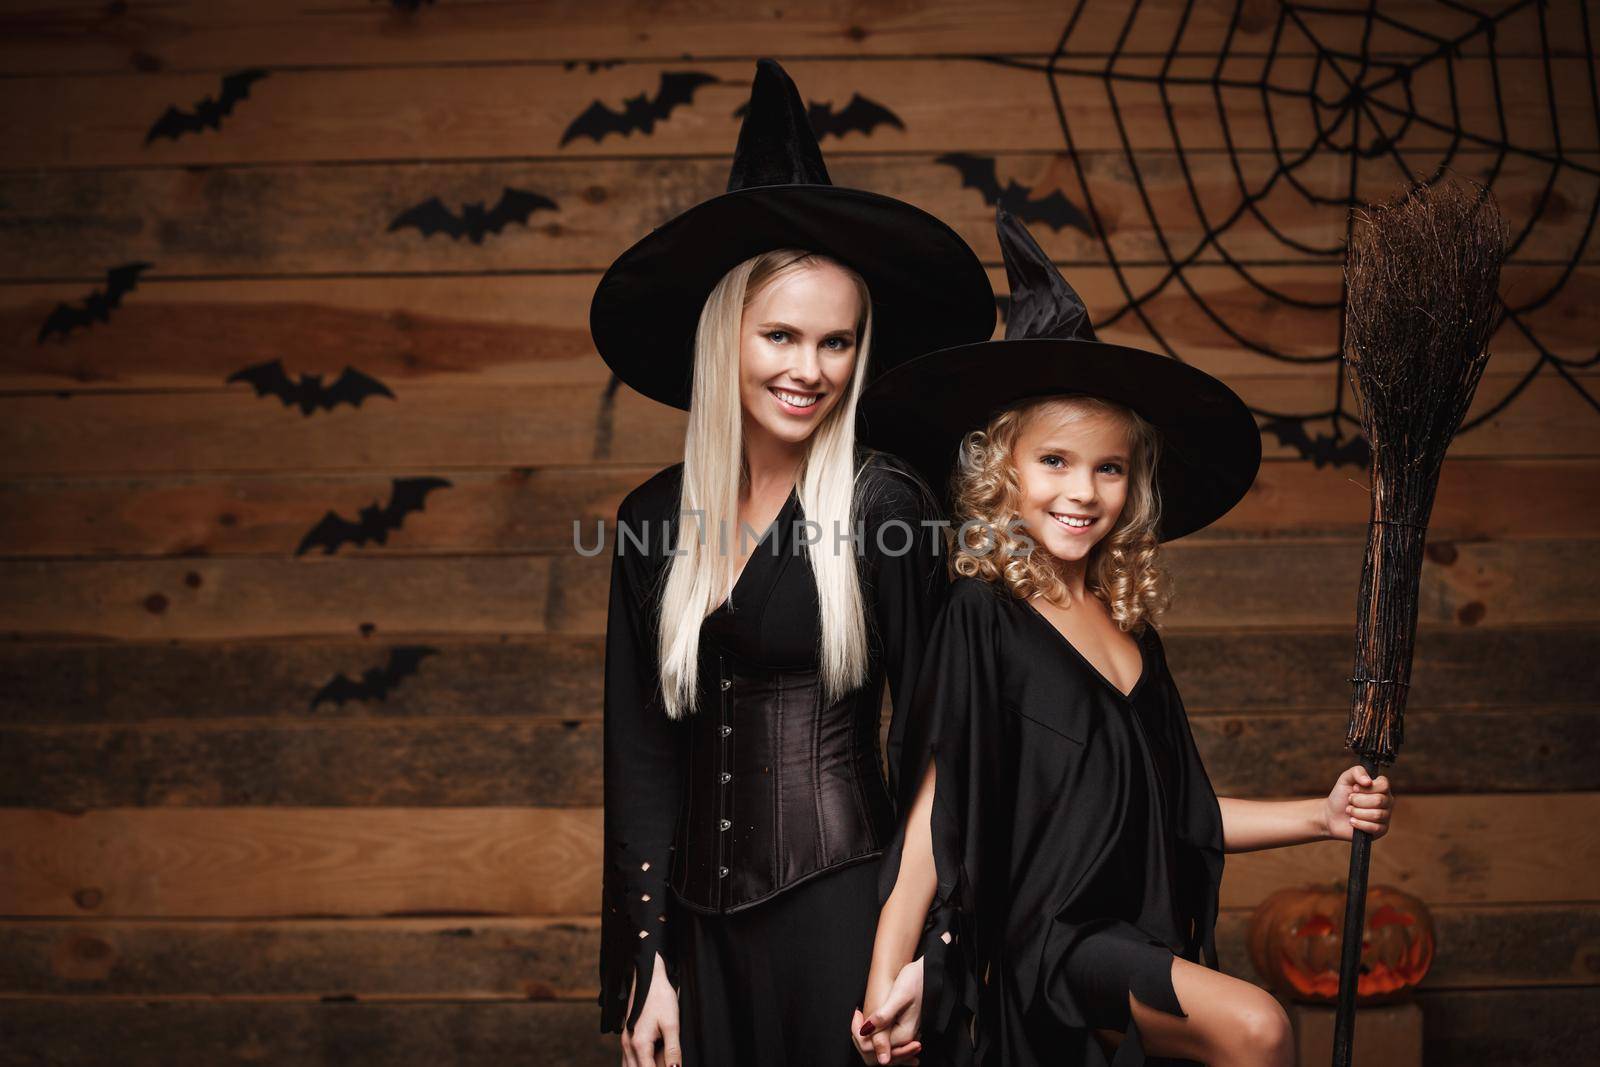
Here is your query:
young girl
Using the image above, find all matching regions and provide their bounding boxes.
[592,61,993,1066]
[850,209,1395,1067]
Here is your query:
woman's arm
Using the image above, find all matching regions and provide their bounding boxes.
[599,492,687,1050]
[864,457,950,803]
[1218,765,1394,853]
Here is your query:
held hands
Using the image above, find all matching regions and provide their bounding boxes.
[852,956,925,1065]
[622,952,681,1067]
[1324,764,1395,842]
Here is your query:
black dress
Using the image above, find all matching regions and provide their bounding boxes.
[598,449,948,1065]
[879,576,1225,1067]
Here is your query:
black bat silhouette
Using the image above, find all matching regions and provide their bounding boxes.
[808,93,904,139]
[387,187,559,244]
[311,645,440,709]
[227,359,395,416]
[145,69,268,145]
[1259,416,1372,469]
[37,262,152,344]
[935,152,1093,234]
[560,70,718,146]
[296,477,453,556]
[731,92,905,141]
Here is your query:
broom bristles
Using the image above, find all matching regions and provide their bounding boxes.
[1341,174,1508,762]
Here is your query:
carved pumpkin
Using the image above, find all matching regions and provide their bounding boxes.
[1247,883,1435,1002]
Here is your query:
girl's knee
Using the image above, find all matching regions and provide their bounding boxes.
[1233,993,1292,1064]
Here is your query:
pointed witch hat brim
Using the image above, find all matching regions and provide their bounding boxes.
[589,58,996,411]
[858,208,1261,542]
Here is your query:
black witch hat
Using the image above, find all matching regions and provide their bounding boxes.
[859,208,1261,542]
[589,59,996,411]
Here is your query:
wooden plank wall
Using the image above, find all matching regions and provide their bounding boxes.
[1,1,1597,1064]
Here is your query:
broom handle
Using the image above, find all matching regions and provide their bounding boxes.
[1331,756,1380,1067]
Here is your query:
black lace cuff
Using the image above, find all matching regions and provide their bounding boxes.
[598,838,677,1033]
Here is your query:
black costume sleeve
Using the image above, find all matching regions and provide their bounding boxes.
[1147,626,1226,969]
[859,452,951,802]
[877,578,1007,1066]
[598,493,686,1034]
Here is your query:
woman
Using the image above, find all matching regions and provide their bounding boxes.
[593,60,995,1067]
[850,210,1396,1066]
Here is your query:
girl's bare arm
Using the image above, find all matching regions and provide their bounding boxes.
[1218,766,1393,853]
[867,760,939,994]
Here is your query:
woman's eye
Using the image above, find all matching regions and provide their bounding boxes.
[1099,462,1125,475]
[1041,455,1064,468]
[767,330,789,344]
[823,336,850,350]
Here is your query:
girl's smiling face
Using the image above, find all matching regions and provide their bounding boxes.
[738,260,863,450]
[1010,403,1132,566]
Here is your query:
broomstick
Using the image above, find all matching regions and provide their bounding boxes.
[1331,175,1507,1065]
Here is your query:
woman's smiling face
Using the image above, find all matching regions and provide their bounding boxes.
[1010,402,1133,566]
[738,260,862,449]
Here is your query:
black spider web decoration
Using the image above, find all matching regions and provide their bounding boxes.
[994,0,1599,467]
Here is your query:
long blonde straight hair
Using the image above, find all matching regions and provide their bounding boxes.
[656,249,875,720]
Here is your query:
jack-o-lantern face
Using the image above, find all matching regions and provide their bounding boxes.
[1247,884,1435,1002]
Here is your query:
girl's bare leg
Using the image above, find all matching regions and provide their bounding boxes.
[1117,955,1293,1067]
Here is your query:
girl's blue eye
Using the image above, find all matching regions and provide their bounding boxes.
[767,330,789,343]
[823,336,850,350]
[1042,455,1064,468]
[1100,462,1125,475]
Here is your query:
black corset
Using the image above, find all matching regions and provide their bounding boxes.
[669,649,893,913]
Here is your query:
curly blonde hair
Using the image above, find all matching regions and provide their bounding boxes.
[948,394,1174,632]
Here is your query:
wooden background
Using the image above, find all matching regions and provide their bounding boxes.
[1,1,1596,1063]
